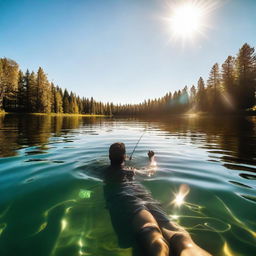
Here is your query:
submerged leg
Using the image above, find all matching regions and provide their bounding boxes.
[132,209,169,256]
[160,222,212,256]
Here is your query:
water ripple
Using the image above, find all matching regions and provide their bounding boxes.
[0,115,255,256]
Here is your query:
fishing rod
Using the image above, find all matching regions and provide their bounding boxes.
[129,128,147,160]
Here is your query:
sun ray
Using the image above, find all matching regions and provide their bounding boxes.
[163,0,221,45]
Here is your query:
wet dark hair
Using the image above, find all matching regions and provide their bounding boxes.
[109,142,126,165]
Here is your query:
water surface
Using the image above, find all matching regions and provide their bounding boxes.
[0,114,255,256]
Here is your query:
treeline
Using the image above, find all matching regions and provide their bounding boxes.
[0,43,255,115]
[0,63,113,115]
[113,43,256,115]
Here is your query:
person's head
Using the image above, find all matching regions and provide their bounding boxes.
[109,142,126,166]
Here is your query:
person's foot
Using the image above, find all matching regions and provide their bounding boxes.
[161,228,212,256]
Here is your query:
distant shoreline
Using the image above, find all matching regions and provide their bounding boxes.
[0,112,110,117]
[0,111,255,117]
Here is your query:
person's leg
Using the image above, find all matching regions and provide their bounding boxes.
[160,222,212,256]
[145,201,212,255]
[132,209,169,256]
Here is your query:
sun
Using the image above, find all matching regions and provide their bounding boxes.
[170,3,203,38]
[164,0,217,42]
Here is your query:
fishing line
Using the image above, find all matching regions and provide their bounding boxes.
[129,128,147,160]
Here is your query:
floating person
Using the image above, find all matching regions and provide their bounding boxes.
[103,142,211,256]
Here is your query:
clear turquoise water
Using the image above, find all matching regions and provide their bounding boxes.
[0,114,255,256]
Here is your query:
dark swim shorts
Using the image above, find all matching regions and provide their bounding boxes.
[104,180,170,247]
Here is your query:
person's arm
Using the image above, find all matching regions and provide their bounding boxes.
[148,150,155,165]
[128,151,157,177]
[147,150,157,177]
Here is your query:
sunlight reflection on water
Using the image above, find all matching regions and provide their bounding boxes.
[0,114,255,256]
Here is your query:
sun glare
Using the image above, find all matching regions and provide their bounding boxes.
[171,184,190,207]
[170,3,203,38]
[165,0,219,42]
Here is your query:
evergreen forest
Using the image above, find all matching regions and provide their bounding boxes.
[0,43,255,116]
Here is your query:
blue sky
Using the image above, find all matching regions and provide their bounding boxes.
[0,0,255,104]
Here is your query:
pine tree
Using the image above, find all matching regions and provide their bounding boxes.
[207,63,221,112]
[70,92,79,113]
[17,71,27,111]
[77,97,83,114]
[190,85,196,107]
[0,60,4,110]
[180,86,189,106]
[63,89,70,113]
[90,97,95,114]
[106,102,112,115]
[236,43,256,109]
[37,67,51,113]
[26,71,37,112]
[221,56,236,110]
[54,89,63,113]
[222,56,236,93]
[50,83,56,113]
[197,77,206,111]
[0,58,19,111]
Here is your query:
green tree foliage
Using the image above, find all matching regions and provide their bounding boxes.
[53,86,63,113]
[0,62,3,110]
[50,83,56,113]
[37,67,51,113]
[196,77,206,111]
[17,71,27,111]
[69,92,79,114]
[236,43,256,109]
[222,56,236,94]
[0,58,19,110]
[207,63,221,112]
[190,85,196,108]
[90,97,95,114]
[221,56,236,110]
[26,71,37,112]
[0,43,255,115]
[63,89,70,113]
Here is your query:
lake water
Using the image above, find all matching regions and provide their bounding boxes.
[0,114,255,256]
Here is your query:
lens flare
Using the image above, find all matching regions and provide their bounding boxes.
[172,184,190,207]
[221,92,235,109]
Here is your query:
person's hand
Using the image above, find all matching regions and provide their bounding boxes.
[148,150,155,158]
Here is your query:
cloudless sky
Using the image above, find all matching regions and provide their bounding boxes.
[0,0,256,104]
